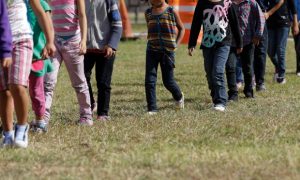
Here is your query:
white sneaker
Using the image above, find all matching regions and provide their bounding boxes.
[147,111,157,115]
[0,133,14,148]
[14,124,29,148]
[213,104,225,112]
[175,93,184,109]
[297,72,300,77]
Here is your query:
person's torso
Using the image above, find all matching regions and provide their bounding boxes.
[267,0,291,27]
[6,0,32,42]
[201,0,232,48]
[27,0,50,60]
[146,6,177,52]
[50,0,80,37]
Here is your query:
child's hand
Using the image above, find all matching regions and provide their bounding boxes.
[104,45,115,58]
[188,47,194,56]
[42,42,56,59]
[292,24,299,36]
[1,57,12,68]
[252,37,260,46]
[264,12,269,20]
[236,48,243,54]
[79,40,87,55]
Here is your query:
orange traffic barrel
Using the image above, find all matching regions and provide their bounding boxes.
[169,0,202,44]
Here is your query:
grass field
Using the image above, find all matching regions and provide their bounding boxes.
[1,25,300,179]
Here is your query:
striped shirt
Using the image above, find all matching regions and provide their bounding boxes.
[50,0,80,37]
[145,6,177,52]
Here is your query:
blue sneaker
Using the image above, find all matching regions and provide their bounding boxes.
[30,120,48,133]
[0,132,14,148]
[14,124,29,148]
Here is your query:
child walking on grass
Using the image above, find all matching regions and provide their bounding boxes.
[144,0,185,114]
[44,0,93,125]
[84,0,122,121]
[188,0,242,112]
[28,0,54,133]
[0,0,55,148]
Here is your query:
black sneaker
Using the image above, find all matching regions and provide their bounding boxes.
[276,77,286,84]
[256,84,266,92]
[228,94,238,102]
[244,90,254,98]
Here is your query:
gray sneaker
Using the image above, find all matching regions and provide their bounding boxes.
[175,93,184,109]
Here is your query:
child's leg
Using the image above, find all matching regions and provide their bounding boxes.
[145,50,160,112]
[240,43,255,97]
[211,46,230,105]
[275,27,289,79]
[294,32,300,73]
[84,53,97,110]
[29,73,45,121]
[44,44,63,122]
[160,53,182,102]
[267,28,278,71]
[0,65,14,132]
[8,39,33,126]
[225,49,238,98]
[62,37,92,121]
[95,53,115,116]
[202,48,215,99]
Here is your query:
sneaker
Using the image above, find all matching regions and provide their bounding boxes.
[175,93,184,109]
[276,77,286,84]
[147,111,157,115]
[213,104,225,112]
[228,94,238,102]
[77,117,93,126]
[236,82,243,90]
[14,124,29,148]
[97,115,111,121]
[0,132,14,148]
[256,84,266,92]
[91,102,97,113]
[297,72,300,77]
[33,121,48,133]
[244,91,254,98]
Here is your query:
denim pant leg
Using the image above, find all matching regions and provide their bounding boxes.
[203,46,229,106]
[236,56,244,83]
[84,53,97,107]
[203,48,214,98]
[294,33,300,73]
[160,52,182,101]
[276,27,290,78]
[145,50,160,111]
[95,54,115,116]
[226,48,238,96]
[268,28,278,72]
[240,43,254,94]
[254,24,268,85]
[61,36,92,120]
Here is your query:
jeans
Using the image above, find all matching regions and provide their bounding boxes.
[254,24,268,85]
[145,49,182,111]
[226,48,238,97]
[240,43,255,95]
[236,56,244,83]
[44,34,92,121]
[268,26,290,78]
[84,52,115,116]
[294,30,300,73]
[203,45,230,106]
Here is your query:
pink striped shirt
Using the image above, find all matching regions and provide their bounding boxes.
[50,0,80,37]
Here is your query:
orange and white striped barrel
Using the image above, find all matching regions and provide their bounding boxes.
[169,0,202,44]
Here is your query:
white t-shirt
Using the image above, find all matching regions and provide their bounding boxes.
[6,0,32,42]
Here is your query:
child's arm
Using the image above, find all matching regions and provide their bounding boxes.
[265,0,284,19]
[30,0,55,58]
[253,2,265,46]
[228,4,243,54]
[173,9,185,47]
[77,0,87,55]
[287,0,299,36]
[106,0,122,58]
[0,0,12,68]
[188,0,204,56]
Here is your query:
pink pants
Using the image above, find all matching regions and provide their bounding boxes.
[29,74,45,117]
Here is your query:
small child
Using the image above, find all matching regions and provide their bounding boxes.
[232,0,265,98]
[27,0,54,132]
[144,0,185,114]
[45,0,93,125]
[0,0,55,148]
[188,0,242,111]
[294,0,300,76]
[84,0,122,121]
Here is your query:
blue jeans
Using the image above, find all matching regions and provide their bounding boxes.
[203,45,230,106]
[145,50,182,111]
[236,56,244,83]
[267,27,290,78]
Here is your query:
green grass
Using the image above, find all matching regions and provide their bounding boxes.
[2,28,300,179]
